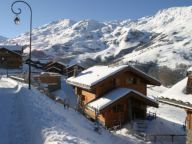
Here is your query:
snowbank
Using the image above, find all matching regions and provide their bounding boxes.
[1,78,138,144]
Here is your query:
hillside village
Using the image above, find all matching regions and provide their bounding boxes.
[1,3,192,144]
[0,43,191,144]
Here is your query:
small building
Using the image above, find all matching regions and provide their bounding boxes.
[33,72,61,92]
[25,58,46,69]
[0,45,23,68]
[67,65,161,128]
[66,63,85,77]
[43,61,66,75]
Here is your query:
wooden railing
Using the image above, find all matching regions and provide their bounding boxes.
[145,134,186,143]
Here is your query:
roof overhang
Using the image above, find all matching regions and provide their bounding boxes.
[87,88,159,112]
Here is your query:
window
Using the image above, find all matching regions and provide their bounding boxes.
[113,104,124,113]
[126,77,137,84]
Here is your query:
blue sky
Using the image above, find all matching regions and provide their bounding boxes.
[0,0,191,38]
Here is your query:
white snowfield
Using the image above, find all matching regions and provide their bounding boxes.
[160,77,192,105]
[0,77,141,144]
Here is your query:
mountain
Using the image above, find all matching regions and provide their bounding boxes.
[0,36,7,43]
[3,6,192,72]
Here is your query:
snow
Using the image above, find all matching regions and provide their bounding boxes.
[67,65,128,89]
[39,72,61,76]
[2,6,192,69]
[187,67,192,73]
[87,88,158,111]
[0,77,141,144]
[0,35,7,43]
[160,77,192,104]
[52,78,77,108]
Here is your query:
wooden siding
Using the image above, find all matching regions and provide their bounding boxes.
[93,70,147,97]
[81,90,96,104]
[187,110,192,130]
[187,76,192,94]
[0,49,22,68]
[33,75,61,91]
[116,71,146,95]
[95,78,115,97]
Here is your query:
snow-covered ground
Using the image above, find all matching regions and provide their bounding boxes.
[0,75,187,144]
[161,77,192,104]
[52,79,187,144]
[0,77,142,144]
[115,85,187,144]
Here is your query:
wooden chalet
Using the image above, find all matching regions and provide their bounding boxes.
[66,63,85,77]
[25,58,46,69]
[33,72,61,92]
[67,65,161,128]
[43,61,67,75]
[0,45,23,68]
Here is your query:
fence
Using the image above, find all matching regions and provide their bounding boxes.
[145,134,186,144]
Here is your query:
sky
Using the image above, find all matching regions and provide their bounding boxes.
[0,0,191,38]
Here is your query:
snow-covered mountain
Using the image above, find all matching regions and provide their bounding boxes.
[3,6,192,69]
[0,35,7,43]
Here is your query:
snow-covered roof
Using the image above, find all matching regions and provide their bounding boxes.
[87,88,158,111]
[45,61,66,69]
[40,72,61,76]
[160,77,192,105]
[67,65,161,90]
[187,67,192,72]
[0,45,22,51]
[46,66,61,71]
[67,65,128,89]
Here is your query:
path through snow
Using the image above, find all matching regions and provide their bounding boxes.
[0,79,31,144]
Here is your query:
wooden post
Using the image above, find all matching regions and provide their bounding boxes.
[171,135,174,144]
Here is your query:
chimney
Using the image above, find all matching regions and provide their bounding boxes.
[186,67,192,94]
[73,65,78,77]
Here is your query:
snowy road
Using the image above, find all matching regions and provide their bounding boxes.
[0,80,15,144]
[0,79,31,144]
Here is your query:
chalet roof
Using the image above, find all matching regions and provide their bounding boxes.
[0,45,22,51]
[87,88,158,111]
[0,47,22,56]
[66,65,161,90]
[66,63,85,69]
[160,77,192,107]
[44,61,66,69]
[40,72,61,76]
[46,66,61,71]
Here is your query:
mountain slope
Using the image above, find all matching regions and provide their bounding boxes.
[3,6,192,68]
[0,35,7,43]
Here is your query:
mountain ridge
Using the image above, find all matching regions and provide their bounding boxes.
[2,6,192,69]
